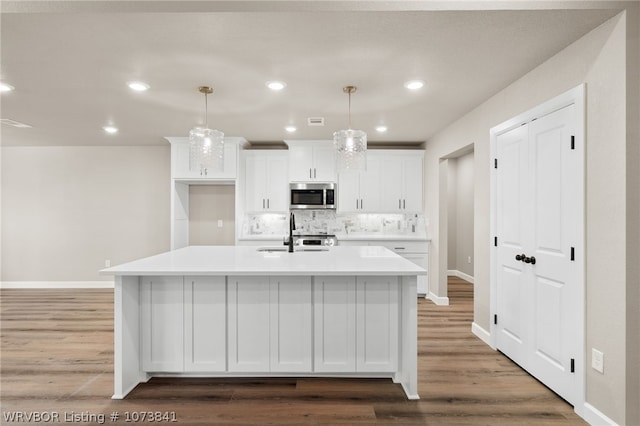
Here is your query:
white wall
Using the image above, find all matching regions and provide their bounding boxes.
[424,12,633,424]
[189,185,235,245]
[1,146,170,282]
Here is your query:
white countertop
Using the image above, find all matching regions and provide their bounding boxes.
[102,245,426,277]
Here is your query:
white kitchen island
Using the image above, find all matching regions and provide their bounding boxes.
[103,245,425,400]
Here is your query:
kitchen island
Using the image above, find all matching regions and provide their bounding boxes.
[103,245,425,400]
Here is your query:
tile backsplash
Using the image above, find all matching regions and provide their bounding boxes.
[241,211,427,237]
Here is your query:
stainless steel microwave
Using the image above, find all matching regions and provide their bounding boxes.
[290,183,336,210]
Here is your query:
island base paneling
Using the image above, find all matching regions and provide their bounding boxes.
[114,274,418,400]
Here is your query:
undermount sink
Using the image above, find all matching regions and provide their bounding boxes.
[256,247,329,253]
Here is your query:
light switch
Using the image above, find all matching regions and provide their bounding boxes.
[592,348,604,373]
[217,219,224,228]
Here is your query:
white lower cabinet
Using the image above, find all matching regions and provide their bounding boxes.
[184,277,226,372]
[314,276,398,373]
[356,276,399,372]
[141,276,226,372]
[269,277,313,372]
[141,274,398,376]
[228,276,312,373]
[141,276,184,372]
[314,276,357,372]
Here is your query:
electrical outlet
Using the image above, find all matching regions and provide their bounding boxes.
[592,348,604,373]
[105,259,111,268]
[467,256,472,264]
[217,219,223,228]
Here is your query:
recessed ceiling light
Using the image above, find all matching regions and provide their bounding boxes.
[0,82,15,92]
[285,126,297,133]
[266,81,286,91]
[404,80,425,90]
[375,126,388,133]
[127,81,150,92]
[103,126,118,134]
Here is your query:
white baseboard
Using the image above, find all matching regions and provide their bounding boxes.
[427,291,449,306]
[0,281,114,289]
[582,403,618,426]
[471,322,492,347]
[447,269,474,283]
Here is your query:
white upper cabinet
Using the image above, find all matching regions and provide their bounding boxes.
[166,137,245,181]
[337,154,382,213]
[285,141,336,182]
[377,150,424,213]
[244,150,288,213]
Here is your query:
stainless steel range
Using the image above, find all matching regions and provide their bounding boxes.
[293,234,337,248]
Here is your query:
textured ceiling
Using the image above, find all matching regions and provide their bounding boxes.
[0,3,619,146]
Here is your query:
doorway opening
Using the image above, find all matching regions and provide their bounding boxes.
[437,144,475,305]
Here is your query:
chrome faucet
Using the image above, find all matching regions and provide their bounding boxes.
[288,212,296,253]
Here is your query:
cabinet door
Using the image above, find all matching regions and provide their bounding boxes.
[184,276,226,372]
[288,146,314,182]
[265,154,288,212]
[359,155,382,212]
[337,170,361,213]
[245,155,267,212]
[269,277,312,372]
[228,276,271,372]
[313,146,337,182]
[402,156,423,212]
[402,253,428,296]
[141,276,184,372]
[314,276,356,372]
[356,276,398,372]
[380,157,404,212]
[172,143,200,179]
[172,140,237,180]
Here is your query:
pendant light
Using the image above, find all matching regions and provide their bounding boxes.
[189,86,224,175]
[333,85,367,172]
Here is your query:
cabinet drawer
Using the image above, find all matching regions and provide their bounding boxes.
[377,241,428,253]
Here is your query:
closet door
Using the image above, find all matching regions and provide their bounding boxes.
[495,104,579,405]
[495,124,531,368]
[526,105,578,404]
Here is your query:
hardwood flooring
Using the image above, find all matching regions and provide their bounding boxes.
[0,277,585,425]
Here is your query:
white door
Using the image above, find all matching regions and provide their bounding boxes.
[313,146,337,182]
[338,170,361,212]
[245,155,267,212]
[495,104,579,405]
[402,156,423,212]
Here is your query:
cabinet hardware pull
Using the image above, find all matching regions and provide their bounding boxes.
[515,254,524,261]
[263,199,265,209]
[356,199,359,209]
[360,199,363,209]
[314,168,317,178]
[403,199,406,209]
[399,199,401,209]
[267,199,270,209]
[309,168,312,179]
[394,247,406,250]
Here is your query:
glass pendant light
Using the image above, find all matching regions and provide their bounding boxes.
[189,86,224,174]
[333,86,367,172]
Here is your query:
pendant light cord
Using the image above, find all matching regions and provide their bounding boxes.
[204,92,209,129]
[348,91,352,130]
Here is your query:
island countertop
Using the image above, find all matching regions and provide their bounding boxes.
[102,245,426,277]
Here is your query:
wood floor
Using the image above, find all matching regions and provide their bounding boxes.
[1,277,585,425]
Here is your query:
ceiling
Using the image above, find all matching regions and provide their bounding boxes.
[0,3,619,147]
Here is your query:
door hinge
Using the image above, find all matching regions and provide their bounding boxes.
[494,314,498,325]
[494,236,498,247]
[494,158,498,169]
[570,247,575,261]
[571,135,575,150]
[570,358,575,373]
